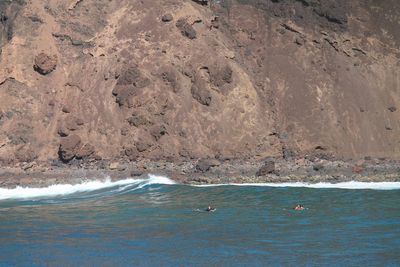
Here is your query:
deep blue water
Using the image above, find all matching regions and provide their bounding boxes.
[0,177,399,266]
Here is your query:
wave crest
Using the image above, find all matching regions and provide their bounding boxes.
[0,174,176,200]
[192,181,400,190]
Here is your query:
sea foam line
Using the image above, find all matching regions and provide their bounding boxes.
[0,174,176,200]
[192,181,400,190]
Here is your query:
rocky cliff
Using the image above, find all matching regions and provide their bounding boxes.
[0,0,399,168]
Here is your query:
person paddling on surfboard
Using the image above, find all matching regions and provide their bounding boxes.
[293,204,305,211]
[206,205,216,212]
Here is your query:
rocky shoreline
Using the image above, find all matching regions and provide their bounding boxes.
[1,157,400,188]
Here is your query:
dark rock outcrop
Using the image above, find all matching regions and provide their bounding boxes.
[192,0,208,6]
[196,158,220,173]
[256,160,276,176]
[112,66,150,106]
[209,64,233,87]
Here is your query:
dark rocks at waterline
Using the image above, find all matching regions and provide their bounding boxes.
[130,169,144,177]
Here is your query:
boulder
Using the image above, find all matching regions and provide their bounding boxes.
[256,160,275,176]
[57,125,70,137]
[33,53,57,75]
[161,14,173,22]
[109,162,119,170]
[75,143,95,159]
[58,134,81,162]
[196,158,220,173]
[130,169,144,177]
[62,105,71,113]
[176,18,197,39]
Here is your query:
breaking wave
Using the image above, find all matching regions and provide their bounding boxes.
[1,174,399,202]
[192,181,400,190]
[0,174,176,201]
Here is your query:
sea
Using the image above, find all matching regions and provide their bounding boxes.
[0,175,399,266]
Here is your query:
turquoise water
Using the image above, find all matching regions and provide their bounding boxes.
[0,177,399,266]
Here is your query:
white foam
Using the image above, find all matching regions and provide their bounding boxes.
[146,174,177,185]
[192,181,400,190]
[0,174,176,200]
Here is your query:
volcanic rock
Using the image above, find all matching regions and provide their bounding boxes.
[33,53,57,75]
[176,18,197,39]
[125,147,139,161]
[191,84,211,106]
[135,139,153,152]
[57,125,70,137]
[58,135,81,162]
[75,143,95,159]
[150,125,167,141]
[196,158,220,173]
[130,169,144,177]
[161,14,173,22]
[256,160,276,176]
[15,146,37,163]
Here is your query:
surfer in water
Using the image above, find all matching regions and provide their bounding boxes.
[293,204,305,211]
[206,205,216,212]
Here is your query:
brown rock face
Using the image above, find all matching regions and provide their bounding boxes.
[1,0,400,165]
[33,53,57,75]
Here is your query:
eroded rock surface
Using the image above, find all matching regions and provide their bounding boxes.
[0,0,399,167]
